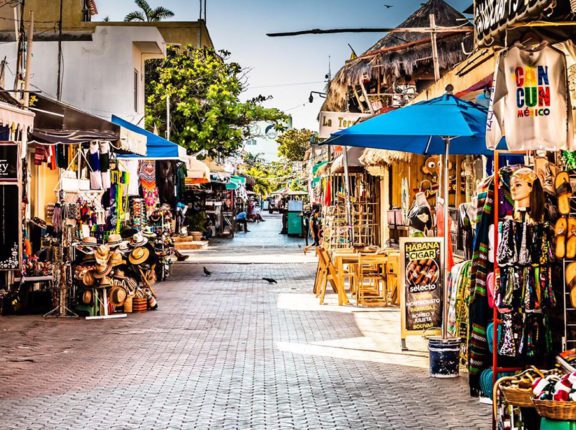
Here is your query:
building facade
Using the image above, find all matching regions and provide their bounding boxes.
[0,0,212,124]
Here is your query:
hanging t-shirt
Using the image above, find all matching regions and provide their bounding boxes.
[553,39,576,146]
[486,41,573,151]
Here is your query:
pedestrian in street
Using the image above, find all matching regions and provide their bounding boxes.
[236,211,249,232]
[279,198,288,234]
[304,204,321,254]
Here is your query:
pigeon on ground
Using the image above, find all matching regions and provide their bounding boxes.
[262,277,277,284]
[203,267,212,277]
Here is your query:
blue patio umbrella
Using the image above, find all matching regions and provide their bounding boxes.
[324,93,496,341]
[323,93,494,155]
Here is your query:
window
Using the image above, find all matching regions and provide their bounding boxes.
[134,69,138,112]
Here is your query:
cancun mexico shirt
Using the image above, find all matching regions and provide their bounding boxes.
[486,41,573,151]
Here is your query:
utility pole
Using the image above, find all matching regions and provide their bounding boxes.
[56,0,64,100]
[166,94,171,141]
[23,11,33,107]
[429,13,440,82]
[13,0,24,94]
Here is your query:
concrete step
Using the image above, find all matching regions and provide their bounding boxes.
[174,241,209,250]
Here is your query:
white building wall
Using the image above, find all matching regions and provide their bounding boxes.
[0,26,166,124]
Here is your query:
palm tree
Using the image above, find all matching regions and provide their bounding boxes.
[124,0,175,22]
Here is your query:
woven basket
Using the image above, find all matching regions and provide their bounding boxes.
[132,297,148,312]
[533,400,576,421]
[501,386,533,408]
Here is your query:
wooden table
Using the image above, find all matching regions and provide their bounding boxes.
[331,251,389,305]
[331,251,358,305]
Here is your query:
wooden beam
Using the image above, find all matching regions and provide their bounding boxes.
[267,26,473,37]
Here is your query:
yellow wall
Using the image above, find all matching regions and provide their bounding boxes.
[30,162,59,221]
[0,1,214,49]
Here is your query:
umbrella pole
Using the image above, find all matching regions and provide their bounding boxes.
[343,146,355,245]
[442,137,450,339]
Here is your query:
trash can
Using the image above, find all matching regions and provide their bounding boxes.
[428,336,460,378]
[287,199,303,236]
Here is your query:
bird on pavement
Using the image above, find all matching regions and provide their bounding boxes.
[262,277,277,284]
[203,267,212,277]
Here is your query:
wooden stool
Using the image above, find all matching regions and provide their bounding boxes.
[355,254,387,307]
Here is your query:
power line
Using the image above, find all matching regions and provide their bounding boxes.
[247,80,324,89]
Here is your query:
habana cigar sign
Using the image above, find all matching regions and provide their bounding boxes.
[401,238,443,332]
[474,0,555,47]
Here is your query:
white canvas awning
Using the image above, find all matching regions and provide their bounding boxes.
[0,101,35,131]
[118,125,147,156]
[186,156,210,183]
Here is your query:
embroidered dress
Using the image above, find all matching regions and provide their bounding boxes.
[139,161,159,215]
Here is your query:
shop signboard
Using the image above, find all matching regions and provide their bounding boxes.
[319,111,369,139]
[0,142,19,182]
[0,184,21,270]
[474,0,555,47]
[399,237,443,344]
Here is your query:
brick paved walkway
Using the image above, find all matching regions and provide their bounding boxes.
[0,216,490,429]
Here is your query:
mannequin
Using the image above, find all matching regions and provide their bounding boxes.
[510,167,545,223]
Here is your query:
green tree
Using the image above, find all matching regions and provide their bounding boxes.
[277,128,314,162]
[146,46,288,157]
[125,0,174,22]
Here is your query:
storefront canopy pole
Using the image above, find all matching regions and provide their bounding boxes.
[342,146,355,245]
[442,136,450,340]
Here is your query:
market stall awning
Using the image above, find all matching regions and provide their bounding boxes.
[0,100,34,131]
[28,94,121,145]
[186,156,210,184]
[29,129,119,144]
[330,147,365,174]
[112,115,186,161]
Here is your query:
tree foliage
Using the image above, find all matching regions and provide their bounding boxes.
[125,0,174,22]
[239,159,306,198]
[146,47,289,157]
[277,128,314,162]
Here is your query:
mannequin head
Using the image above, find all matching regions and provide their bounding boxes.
[510,167,544,222]
[511,168,536,207]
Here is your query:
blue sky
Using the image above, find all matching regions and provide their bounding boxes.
[95,0,470,130]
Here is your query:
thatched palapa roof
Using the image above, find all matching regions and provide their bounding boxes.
[360,149,412,167]
[323,0,472,112]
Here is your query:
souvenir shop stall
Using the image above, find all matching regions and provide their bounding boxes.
[433,19,576,428]
[1,106,188,318]
[0,98,36,315]
[193,178,236,239]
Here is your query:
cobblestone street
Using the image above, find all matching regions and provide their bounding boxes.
[0,215,490,429]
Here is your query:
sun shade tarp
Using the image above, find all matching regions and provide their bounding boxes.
[113,115,186,161]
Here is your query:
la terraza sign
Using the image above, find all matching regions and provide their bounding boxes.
[474,0,555,47]
[318,111,369,139]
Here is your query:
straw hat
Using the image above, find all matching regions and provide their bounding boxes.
[93,263,113,279]
[107,234,123,248]
[81,289,93,305]
[77,236,98,254]
[82,271,96,287]
[98,276,113,287]
[94,245,111,266]
[109,251,126,267]
[109,285,128,306]
[113,268,128,279]
[118,241,130,254]
[129,233,148,248]
[142,226,157,239]
[129,247,150,265]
